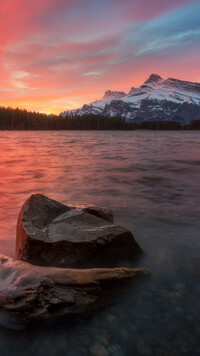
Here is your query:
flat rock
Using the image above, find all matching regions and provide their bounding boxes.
[0,254,150,324]
[16,194,143,268]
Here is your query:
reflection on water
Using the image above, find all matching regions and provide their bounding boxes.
[0,131,199,355]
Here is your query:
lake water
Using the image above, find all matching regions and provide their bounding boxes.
[0,131,199,356]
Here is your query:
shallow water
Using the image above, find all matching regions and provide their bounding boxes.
[0,131,199,356]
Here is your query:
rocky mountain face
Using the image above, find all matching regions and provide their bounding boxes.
[60,74,200,124]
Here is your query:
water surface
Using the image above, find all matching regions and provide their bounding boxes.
[0,131,199,356]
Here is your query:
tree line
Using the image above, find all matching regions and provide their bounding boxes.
[0,106,199,130]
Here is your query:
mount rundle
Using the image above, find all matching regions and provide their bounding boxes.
[61,74,200,124]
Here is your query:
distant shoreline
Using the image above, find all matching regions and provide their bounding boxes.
[1,106,200,130]
[0,128,199,131]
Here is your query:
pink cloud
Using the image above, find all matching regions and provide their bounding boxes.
[119,0,194,21]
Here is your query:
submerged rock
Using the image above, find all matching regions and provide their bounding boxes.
[16,194,143,268]
[90,343,109,356]
[0,254,150,324]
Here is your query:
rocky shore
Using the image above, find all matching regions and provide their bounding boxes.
[0,194,150,326]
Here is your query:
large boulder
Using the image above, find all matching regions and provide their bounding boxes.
[0,254,150,324]
[16,194,143,268]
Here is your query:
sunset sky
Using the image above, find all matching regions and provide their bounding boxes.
[1,0,200,114]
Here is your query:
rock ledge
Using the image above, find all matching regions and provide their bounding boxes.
[0,254,150,324]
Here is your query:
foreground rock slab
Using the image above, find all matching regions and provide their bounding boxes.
[16,194,143,268]
[0,254,150,324]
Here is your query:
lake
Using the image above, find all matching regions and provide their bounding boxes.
[0,131,199,356]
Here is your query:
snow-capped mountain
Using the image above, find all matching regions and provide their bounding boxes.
[60,74,200,124]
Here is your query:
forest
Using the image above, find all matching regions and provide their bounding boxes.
[0,106,199,130]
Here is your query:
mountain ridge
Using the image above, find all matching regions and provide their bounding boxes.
[60,74,200,124]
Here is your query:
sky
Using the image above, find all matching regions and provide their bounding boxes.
[0,0,200,114]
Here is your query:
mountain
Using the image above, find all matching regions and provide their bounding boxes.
[60,74,200,124]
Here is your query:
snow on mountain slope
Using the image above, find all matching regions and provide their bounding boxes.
[90,90,127,110]
[60,74,200,124]
[123,74,200,106]
[123,74,165,106]
[61,90,127,116]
